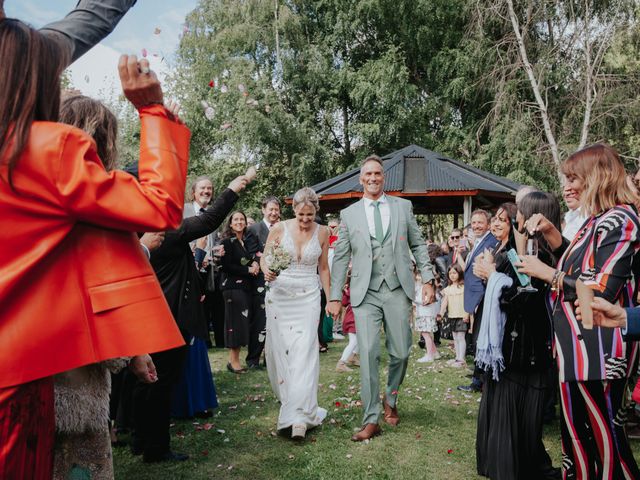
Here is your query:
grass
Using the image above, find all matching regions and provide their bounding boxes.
[113,336,639,479]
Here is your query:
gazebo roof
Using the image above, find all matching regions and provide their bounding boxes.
[312,144,520,195]
[306,145,521,215]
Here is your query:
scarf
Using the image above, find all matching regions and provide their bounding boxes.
[475,272,513,381]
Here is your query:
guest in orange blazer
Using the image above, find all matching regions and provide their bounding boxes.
[0,19,189,479]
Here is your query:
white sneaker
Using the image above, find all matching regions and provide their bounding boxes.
[333,333,345,340]
[417,355,434,363]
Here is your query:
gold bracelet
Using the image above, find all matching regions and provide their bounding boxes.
[550,270,562,293]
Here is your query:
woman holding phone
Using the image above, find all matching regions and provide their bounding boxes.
[518,144,640,479]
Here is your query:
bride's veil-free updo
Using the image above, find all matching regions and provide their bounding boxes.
[292,187,320,212]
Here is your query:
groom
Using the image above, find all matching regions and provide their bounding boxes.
[327,155,435,442]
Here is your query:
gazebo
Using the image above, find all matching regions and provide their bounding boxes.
[306,144,521,226]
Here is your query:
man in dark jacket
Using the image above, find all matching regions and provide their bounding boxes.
[133,174,249,462]
[244,196,280,368]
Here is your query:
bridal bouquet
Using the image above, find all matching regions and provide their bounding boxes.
[264,241,291,275]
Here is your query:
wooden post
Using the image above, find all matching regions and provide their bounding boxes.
[453,213,459,229]
[463,196,472,226]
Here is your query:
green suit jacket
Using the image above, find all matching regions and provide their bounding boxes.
[330,195,433,307]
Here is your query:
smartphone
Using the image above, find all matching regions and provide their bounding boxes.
[506,248,531,287]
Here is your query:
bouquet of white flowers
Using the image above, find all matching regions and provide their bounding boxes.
[264,241,291,274]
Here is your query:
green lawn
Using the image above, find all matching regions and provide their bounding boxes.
[113,337,639,479]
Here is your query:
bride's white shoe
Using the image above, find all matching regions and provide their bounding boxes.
[291,424,307,439]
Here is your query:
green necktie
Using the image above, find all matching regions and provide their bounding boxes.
[372,200,384,242]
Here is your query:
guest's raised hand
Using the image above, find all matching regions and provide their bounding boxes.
[575,297,627,329]
[227,175,248,193]
[524,213,555,236]
[118,54,163,109]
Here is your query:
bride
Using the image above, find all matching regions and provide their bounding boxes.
[260,187,331,439]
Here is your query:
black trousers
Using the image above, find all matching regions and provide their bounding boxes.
[132,345,188,459]
[246,292,266,366]
[206,288,226,348]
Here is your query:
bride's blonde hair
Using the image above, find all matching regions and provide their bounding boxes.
[292,187,320,212]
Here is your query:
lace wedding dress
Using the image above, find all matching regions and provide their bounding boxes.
[265,221,327,430]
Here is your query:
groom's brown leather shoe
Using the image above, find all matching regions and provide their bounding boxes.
[383,398,400,426]
[350,423,381,442]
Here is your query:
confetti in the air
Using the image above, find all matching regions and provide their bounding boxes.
[141,48,148,58]
[154,27,161,35]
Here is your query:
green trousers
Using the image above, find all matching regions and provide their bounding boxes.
[352,282,412,425]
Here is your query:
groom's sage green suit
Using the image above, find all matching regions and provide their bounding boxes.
[330,194,433,425]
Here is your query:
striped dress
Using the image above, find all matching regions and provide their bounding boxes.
[552,204,640,479]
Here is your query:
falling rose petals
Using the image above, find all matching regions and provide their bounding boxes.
[346,454,353,459]
[154,27,161,35]
[220,122,233,131]
[391,389,398,395]
[222,69,230,78]
[208,80,215,88]
[329,384,337,390]
[203,423,214,430]
[447,449,454,454]
[141,48,148,58]
[335,401,341,407]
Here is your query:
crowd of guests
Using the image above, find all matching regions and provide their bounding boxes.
[2,2,640,480]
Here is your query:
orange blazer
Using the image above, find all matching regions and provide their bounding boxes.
[0,105,189,389]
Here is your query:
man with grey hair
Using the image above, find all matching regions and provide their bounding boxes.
[327,154,435,441]
[515,185,539,206]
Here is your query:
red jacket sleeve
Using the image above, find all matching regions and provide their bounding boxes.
[54,105,190,231]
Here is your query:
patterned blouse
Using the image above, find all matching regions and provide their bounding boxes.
[552,204,640,382]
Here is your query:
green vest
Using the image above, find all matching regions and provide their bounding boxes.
[368,230,400,292]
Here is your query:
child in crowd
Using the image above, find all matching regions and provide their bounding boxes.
[437,264,467,367]
[414,266,441,363]
[336,273,359,372]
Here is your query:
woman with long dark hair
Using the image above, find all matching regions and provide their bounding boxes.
[473,199,561,479]
[220,211,260,373]
[518,144,640,479]
[0,19,189,478]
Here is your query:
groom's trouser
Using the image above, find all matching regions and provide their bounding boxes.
[352,282,412,425]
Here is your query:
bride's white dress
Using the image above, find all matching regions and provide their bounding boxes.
[265,221,327,430]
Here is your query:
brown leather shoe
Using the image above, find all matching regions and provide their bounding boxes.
[350,423,381,442]
[383,398,400,426]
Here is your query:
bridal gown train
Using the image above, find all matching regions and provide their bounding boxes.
[265,222,327,430]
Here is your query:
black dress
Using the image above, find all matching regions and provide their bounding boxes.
[220,234,255,348]
[476,248,560,480]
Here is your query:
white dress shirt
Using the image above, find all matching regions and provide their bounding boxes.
[563,209,589,241]
[363,195,391,239]
[469,231,490,259]
[263,218,274,230]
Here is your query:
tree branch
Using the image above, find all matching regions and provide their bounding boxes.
[506,0,560,167]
